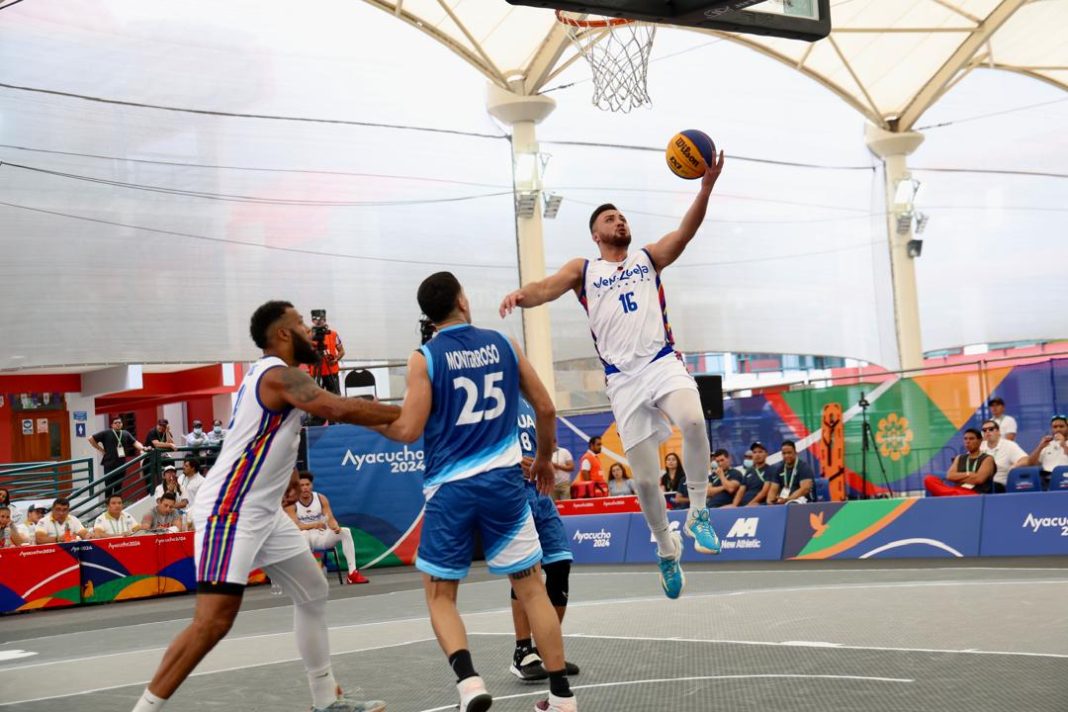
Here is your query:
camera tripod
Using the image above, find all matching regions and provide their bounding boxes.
[857,391,895,500]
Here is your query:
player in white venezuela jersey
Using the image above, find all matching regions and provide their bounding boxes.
[133,301,400,712]
[380,272,576,712]
[500,151,726,601]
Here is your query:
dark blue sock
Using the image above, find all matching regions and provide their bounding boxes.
[448,649,477,683]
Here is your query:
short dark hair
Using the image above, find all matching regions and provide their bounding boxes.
[159,492,177,503]
[712,448,730,459]
[184,457,201,471]
[417,272,463,344]
[53,497,70,508]
[988,397,1005,406]
[982,419,999,431]
[1051,415,1067,426]
[589,203,617,233]
[588,436,601,447]
[107,494,124,503]
[249,300,293,349]
[299,471,314,483]
[781,440,797,451]
[963,428,982,438]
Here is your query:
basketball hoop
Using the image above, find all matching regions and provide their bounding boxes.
[555,10,656,113]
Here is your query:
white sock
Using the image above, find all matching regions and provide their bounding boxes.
[308,666,339,709]
[339,528,358,575]
[686,482,708,512]
[132,689,167,712]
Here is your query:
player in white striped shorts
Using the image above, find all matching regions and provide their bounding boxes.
[132,301,400,712]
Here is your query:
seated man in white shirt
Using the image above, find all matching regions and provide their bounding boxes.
[979,419,1028,493]
[177,458,205,511]
[1027,415,1068,488]
[988,397,1018,442]
[93,495,142,538]
[15,505,44,544]
[284,471,368,585]
[36,498,90,544]
[1,506,28,547]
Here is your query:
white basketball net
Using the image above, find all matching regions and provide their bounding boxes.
[557,13,657,113]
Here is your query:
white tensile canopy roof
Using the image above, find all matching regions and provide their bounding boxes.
[0,0,1065,374]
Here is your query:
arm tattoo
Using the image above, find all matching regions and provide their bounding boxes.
[280,368,321,405]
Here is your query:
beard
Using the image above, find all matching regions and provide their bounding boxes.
[290,329,320,366]
[600,229,631,249]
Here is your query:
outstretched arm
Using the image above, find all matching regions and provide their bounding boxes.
[262,367,400,426]
[645,151,725,270]
[378,351,433,444]
[499,258,586,317]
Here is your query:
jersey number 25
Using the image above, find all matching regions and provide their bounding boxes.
[453,372,506,425]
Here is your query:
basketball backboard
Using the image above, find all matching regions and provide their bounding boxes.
[506,0,831,42]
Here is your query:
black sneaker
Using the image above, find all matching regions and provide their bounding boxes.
[564,660,580,676]
[509,651,548,683]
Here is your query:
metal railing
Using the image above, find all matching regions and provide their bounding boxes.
[0,458,95,502]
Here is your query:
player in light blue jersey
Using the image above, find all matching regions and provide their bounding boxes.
[509,398,577,683]
[379,272,576,712]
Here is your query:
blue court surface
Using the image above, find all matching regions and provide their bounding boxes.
[0,558,1065,711]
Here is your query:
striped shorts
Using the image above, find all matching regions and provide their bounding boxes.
[194,508,308,588]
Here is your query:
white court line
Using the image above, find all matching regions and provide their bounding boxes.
[0,637,437,707]
[555,633,1068,660]
[416,674,915,712]
[6,577,1066,667]
[569,565,1068,576]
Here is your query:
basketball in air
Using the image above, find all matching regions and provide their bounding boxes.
[666,130,716,180]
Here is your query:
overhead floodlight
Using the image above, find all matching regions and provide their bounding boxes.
[895,212,913,235]
[516,191,538,218]
[914,212,929,234]
[907,239,923,258]
[543,194,563,219]
[893,178,920,208]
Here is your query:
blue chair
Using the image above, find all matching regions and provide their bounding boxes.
[812,477,830,503]
[1047,466,1068,492]
[1005,466,1042,493]
[313,544,345,585]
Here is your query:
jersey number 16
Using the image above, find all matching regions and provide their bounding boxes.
[618,291,638,313]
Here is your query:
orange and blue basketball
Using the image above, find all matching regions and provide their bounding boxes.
[666,129,716,180]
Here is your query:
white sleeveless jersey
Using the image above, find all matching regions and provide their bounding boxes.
[192,356,303,522]
[294,493,326,525]
[580,248,676,376]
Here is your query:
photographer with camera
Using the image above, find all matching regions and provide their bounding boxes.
[305,309,345,396]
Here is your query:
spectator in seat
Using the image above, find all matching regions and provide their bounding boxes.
[742,442,773,506]
[153,465,187,509]
[0,506,27,547]
[284,471,368,585]
[551,443,575,501]
[88,416,145,499]
[36,497,89,543]
[606,462,636,496]
[184,419,211,449]
[178,458,206,511]
[1027,415,1068,488]
[768,440,815,504]
[142,492,185,532]
[659,452,688,509]
[987,397,1018,442]
[16,505,44,544]
[742,449,755,470]
[93,495,142,538]
[707,449,744,507]
[206,419,227,446]
[924,429,995,496]
[979,419,1028,492]
[0,488,20,526]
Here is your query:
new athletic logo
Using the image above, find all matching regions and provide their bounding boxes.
[1022,513,1068,536]
[591,263,650,290]
[342,445,426,474]
[573,528,612,548]
[723,516,763,550]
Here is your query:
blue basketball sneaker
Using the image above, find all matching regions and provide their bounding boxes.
[657,530,685,599]
[685,507,722,555]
